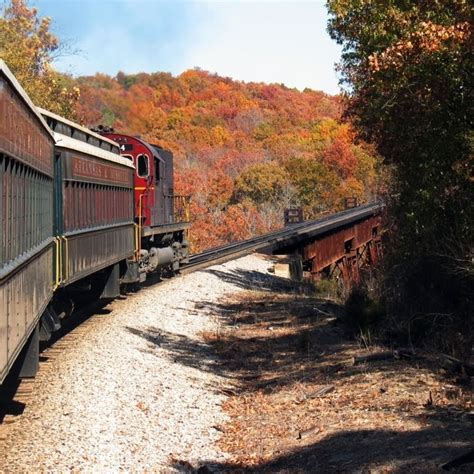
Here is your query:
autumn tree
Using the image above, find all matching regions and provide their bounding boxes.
[77,67,381,250]
[327,0,473,352]
[0,0,79,117]
[234,162,290,204]
[283,157,340,217]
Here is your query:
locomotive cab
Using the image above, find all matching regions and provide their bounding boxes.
[98,132,190,281]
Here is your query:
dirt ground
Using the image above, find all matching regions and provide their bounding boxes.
[186,263,473,473]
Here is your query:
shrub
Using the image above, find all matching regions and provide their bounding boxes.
[343,284,385,338]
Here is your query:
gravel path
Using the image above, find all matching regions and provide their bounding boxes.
[0,254,272,473]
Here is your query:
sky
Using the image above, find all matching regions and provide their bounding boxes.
[32,0,342,94]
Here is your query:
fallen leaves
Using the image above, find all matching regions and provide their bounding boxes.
[206,291,473,471]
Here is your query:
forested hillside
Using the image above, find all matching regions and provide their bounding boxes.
[0,1,381,252]
[75,71,380,250]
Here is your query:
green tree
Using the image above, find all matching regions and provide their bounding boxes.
[327,0,472,254]
[284,157,339,217]
[327,0,473,352]
[0,0,79,117]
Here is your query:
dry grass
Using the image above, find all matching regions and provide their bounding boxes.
[200,291,474,473]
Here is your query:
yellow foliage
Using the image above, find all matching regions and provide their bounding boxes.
[210,125,232,146]
[0,0,79,118]
[311,119,354,150]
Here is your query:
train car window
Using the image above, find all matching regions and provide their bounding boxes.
[100,142,112,152]
[87,135,100,147]
[55,122,72,137]
[72,130,87,142]
[88,136,100,147]
[111,145,121,155]
[137,154,149,178]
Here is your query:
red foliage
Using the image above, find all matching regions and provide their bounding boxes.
[322,137,358,179]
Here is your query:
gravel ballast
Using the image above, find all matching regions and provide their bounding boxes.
[0,254,272,472]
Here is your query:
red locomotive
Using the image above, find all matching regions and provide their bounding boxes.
[95,128,190,281]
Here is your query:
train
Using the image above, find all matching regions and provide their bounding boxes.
[0,60,190,384]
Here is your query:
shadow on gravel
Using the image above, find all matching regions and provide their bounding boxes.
[203,268,314,294]
[171,422,474,473]
[127,268,474,472]
[0,397,26,421]
[123,264,474,473]
[125,298,352,393]
[126,326,220,373]
[126,291,447,395]
[167,304,471,471]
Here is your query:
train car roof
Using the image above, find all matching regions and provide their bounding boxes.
[0,60,54,140]
[37,107,120,150]
[131,137,165,163]
[151,144,172,161]
[53,133,135,169]
[37,108,134,168]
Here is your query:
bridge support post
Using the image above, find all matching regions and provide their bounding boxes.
[303,227,383,285]
[277,205,384,286]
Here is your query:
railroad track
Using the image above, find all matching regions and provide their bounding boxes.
[0,300,110,434]
[182,202,382,273]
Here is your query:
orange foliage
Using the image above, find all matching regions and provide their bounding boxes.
[76,69,380,251]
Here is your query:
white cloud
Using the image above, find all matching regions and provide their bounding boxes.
[178,1,342,93]
[51,1,203,77]
[48,0,341,94]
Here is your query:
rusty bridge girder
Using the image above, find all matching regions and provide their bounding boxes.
[264,203,384,285]
[301,213,383,284]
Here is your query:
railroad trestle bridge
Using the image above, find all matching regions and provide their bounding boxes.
[185,202,385,285]
[271,203,384,283]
